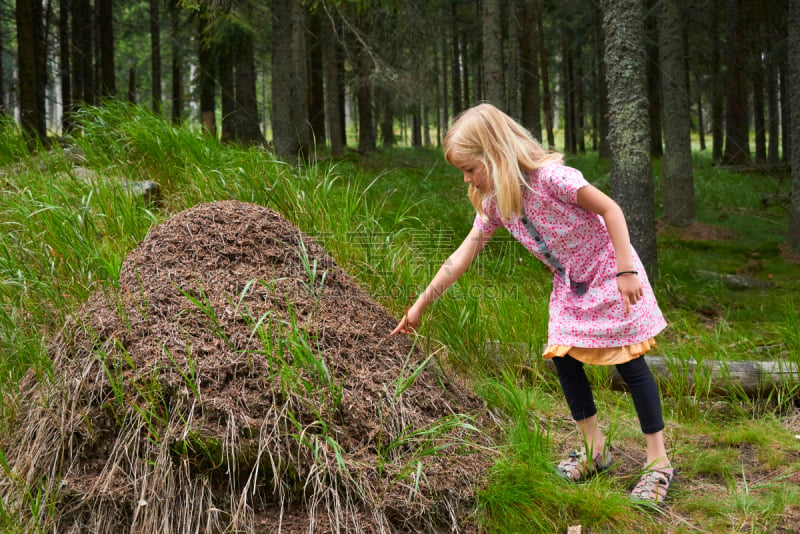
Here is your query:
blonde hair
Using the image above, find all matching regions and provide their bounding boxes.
[443,103,563,221]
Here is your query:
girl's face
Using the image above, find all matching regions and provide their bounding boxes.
[451,154,492,193]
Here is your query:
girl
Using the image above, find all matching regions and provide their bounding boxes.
[391,103,675,503]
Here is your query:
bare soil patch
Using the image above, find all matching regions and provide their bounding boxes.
[779,242,800,264]
[657,220,739,242]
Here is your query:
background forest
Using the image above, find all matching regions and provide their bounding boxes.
[8,0,800,257]
[2,0,800,532]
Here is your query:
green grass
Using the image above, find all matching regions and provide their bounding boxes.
[1,104,799,532]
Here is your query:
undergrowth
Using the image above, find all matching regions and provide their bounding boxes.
[1,105,798,533]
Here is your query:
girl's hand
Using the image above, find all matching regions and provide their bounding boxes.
[391,308,420,335]
[617,273,643,315]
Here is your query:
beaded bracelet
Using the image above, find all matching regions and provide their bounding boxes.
[616,270,638,277]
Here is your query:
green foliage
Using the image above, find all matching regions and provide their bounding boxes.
[0,117,29,163]
[1,106,799,533]
[477,415,637,533]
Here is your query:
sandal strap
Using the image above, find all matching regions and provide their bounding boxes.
[557,449,613,481]
[631,469,675,502]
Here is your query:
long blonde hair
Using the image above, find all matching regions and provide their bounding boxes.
[443,103,563,221]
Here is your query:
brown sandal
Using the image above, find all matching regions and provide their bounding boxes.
[556,449,614,482]
[630,468,676,503]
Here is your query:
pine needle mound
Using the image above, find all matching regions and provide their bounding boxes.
[1,200,491,533]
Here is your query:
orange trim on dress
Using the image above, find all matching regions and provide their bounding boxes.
[543,338,657,365]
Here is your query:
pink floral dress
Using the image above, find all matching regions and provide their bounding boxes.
[473,164,667,360]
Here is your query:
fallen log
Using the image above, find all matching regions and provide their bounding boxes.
[486,341,799,397]
[603,357,798,397]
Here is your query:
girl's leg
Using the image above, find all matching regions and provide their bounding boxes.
[575,414,605,457]
[553,354,607,457]
[615,356,672,470]
[644,431,670,470]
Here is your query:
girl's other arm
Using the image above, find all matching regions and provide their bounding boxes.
[576,184,643,313]
[391,226,491,335]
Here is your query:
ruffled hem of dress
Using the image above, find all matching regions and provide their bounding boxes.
[542,338,657,365]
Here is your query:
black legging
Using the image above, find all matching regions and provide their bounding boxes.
[552,354,665,434]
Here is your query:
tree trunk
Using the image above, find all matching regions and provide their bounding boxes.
[82,0,95,105]
[472,1,482,104]
[150,0,161,114]
[43,0,54,130]
[261,57,268,136]
[788,0,800,253]
[461,32,470,110]
[694,70,706,151]
[423,105,431,146]
[436,76,443,147]
[170,0,182,124]
[593,2,609,158]
[93,3,100,99]
[322,18,344,156]
[561,28,575,153]
[336,40,347,148]
[411,105,422,148]
[645,0,662,156]
[440,32,449,128]
[197,6,216,137]
[220,52,234,143]
[751,2,766,163]
[482,0,504,109]
[602,0,659,279]
[356,23,376,153]
[380,88,395,147]
[17,0,47,148]
[70,0,82,109]
[659,0,695,227]
[73,0,93,106]
[233,33,263,144]
[710,0,724,162]
[308,11,326,146]
[217,36,236,142]
[271,0,309,157]
[722,0,751,165]
[506,0,520,121]
[780,58,790,164]
[537,3,554,148]
[128,67,136,103]
[753,75,766,163]
[576,48,586,154]
[778,2,790,165]
[450,2,463,116]
[766,33,780,165]
[268,0,290,150]
[59,0,73,131]
[98,0,115,98]
[520,0,542,141]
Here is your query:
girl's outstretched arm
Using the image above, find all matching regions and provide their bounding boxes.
[391,226,491,335]
[576,184,643,314]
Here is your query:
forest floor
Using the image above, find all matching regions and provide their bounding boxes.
[20,203,796,533]
[2,128,799,532]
